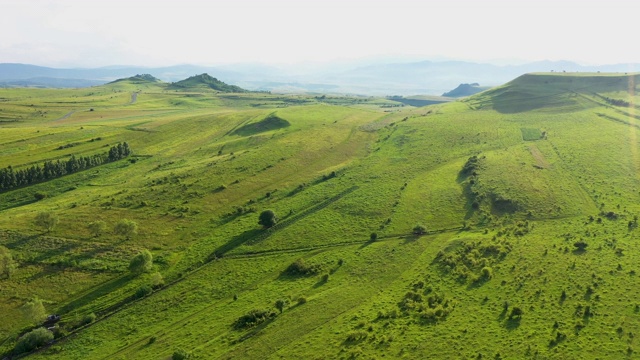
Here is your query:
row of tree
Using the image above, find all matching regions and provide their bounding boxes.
[0,142,131,192]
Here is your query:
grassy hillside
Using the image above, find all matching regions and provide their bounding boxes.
[169,73,248,93]
[1,73,640,359]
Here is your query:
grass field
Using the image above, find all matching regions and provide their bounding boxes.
[2,73,640,359]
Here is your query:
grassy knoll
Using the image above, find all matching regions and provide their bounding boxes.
[2,73,640,359]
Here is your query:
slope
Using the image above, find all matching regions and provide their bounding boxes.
[2,73,640,359]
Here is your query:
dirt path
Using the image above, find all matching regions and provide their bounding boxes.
[130,92,138,104]
[54,111,75,122]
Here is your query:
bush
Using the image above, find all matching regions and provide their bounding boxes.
[481,266,493,279]
[233,309,276,329]
[34,192,48,200]
[285,258,322,276]
[258,210,277,228]
[129,250,153,274]
[172,349,190,360]
[87,220,107,237]
[135,285,153,299]
[34,211,59,232]
[413,224,427,235]
[14,327,53,354]
[82,312,96,325]
[151,272,164,288]
[370,232,378,241]
[297,296,308,305]
[114,219,138,238]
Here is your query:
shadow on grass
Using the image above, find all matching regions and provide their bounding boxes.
[58,273,135,314]
[505,317,521,330]
[209,228,263,260]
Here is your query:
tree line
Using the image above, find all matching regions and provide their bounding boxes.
[0,142,131,192]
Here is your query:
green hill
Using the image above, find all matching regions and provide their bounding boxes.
[1,73,640,359]
[442,83,489,97]
[169,73,248,92]
[109,74,162,84]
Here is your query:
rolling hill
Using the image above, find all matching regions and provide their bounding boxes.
[1,72,640,359]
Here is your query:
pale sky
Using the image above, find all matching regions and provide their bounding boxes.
[2,0,639,67]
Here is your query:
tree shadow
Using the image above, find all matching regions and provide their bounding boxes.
[58,273,134,314]
[209,228,262,259]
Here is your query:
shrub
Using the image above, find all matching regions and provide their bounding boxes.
[258,210,277,228]
[509,306,524,320]
[87,220,107,237]
[275,299,288,313]
[481,266,493,279]
[413,224,427,235]
[172,349,190,360]
[321,273,329,282]
[370,232,378,241]
[151,272,164,288]
[285,258,322,276]
[233,309,276,329]
[34,211,59,232]
[573,240,588,251]
[135,285,153,299]
[129,250,153,274]
[297,296,307,305]
[14,327,53,354]
[114,219,138,238]
[34,192,48,200]
[82,312,96,325]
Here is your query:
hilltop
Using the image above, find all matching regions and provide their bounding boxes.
[109,74,162,84]
[169,73,248,92]
[441,83,489,97]
[1,72,640,359]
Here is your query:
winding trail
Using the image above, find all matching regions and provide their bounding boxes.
[130,92,138,104]
[54,111,75,122]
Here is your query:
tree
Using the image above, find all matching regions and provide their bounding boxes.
[34,211,58,233]
[129,249,153,274]
[172,349,190,360]
[151,272,164,288]
[370,232,378,241]
[275,299,288,314]
[14,327,53,354]
[114,219,138,238]
[413,224,427,235]
[0,245,15,279]
[87,220,107,237]
[21,297,46,325]
[258,210,277,228]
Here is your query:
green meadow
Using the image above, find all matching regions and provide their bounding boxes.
[1,72,640,359]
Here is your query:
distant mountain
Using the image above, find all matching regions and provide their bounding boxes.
[0,61,638,94]
[442,83,490,97]
[169,73,248,92]
[109,74,162,84]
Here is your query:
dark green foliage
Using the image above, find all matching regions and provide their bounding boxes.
[258,209,277,228]
[82,312,96,325]
[233,309,276,329]
[135,285,153,299]
[509,306,524,320]
[0,143,131,193]
[285,258,323,276]
[460,155,482,176]
[345,330,368,343]
[398,290,454,322]
[297,296,307,305]
[14,327,53,354]
[436,238,511,282]
[573,240,588,251]
[34,191,47,200]
[172,349,190,360]
[413,224,427,235]
[129,250,153,274]
[370,232,378,241]
[275,299,288,313]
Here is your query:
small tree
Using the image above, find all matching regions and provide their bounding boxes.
[34,211,58,232]
[172,349,190,360]
[370,232,378,241]
[87,220,107,237]
[21,297,46,325]
[258,210,277,228]
[129,249,153,274]
[413,224,427,235]
[0,245,15,279]
[114,219,138,238]
[275,299,288,314]
[509,306,524,320]
[13,327,53,354]
[151,272,164,288]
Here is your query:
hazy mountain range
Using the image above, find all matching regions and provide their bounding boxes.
[1,60,638,95]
